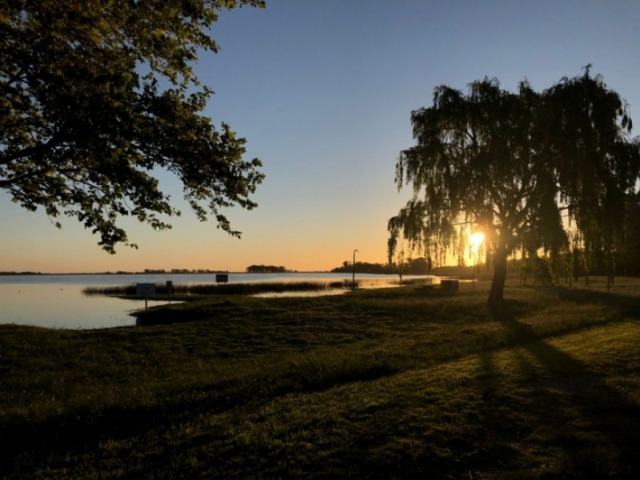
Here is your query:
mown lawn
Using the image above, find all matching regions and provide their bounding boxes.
[1,278,639,478]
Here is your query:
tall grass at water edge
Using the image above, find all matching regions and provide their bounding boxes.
[82,280,357,297]
[82,277,435,298]
[2,277,640,478]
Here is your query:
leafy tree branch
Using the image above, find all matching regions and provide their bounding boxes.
[1,0,266,253]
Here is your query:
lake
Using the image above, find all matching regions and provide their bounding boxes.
[0,273,420,330]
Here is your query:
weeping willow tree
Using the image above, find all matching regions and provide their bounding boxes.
[388,69,640,310]
[547,71,640,289]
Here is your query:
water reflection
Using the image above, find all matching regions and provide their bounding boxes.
[0,273,435,329]
[253,289,348,298]
[0,284,165,329]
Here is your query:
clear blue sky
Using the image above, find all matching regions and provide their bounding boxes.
[1,0,639,272]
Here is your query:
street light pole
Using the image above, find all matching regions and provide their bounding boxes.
[473,250,477,286]
[352,249,358,289]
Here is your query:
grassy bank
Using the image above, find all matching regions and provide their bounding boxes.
[1,278,639,478]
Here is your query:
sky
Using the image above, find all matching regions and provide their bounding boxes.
[2,0,640,273]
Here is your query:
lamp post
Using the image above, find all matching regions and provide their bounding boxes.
[473,250,477,286]
[352,249,358,289]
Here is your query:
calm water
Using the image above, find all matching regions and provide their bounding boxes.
[0,273,419,330]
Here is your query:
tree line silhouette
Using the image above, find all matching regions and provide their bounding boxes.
[332,258,431,276]
[246,265,290,273]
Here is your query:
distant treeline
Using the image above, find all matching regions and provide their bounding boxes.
[246,265,290,273]
[0,271,43,275]
[331,258,431,275]
[141,269,228,274]
[1,270,229,275]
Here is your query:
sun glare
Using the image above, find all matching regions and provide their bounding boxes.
[470,232,485,252]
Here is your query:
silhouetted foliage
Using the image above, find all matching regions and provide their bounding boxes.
[562,194,640,279]
[332,261,392,275]
[331,258,430,275]
[389,69,640,309]
[620,195,640,276]
[246,265,289,273]
[1,0,266,253]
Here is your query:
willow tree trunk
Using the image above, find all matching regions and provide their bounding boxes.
[488,248,508,310]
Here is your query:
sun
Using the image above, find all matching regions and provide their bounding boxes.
[470,231,485,253]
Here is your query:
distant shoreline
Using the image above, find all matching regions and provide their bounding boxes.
[0,270,330,276]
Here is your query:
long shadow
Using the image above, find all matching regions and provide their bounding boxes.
[0,359,399,477]
[479,304,640,478]
[550,285,640,319]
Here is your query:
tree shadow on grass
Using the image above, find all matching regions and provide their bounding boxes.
[477,304,640,478]
[550,285,640,319]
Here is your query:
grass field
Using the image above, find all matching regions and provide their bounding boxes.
[1,276,639,478]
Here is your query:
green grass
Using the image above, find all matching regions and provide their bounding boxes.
[1,278,639,478]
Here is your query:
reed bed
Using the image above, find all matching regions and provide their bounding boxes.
[82,280,355,297]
